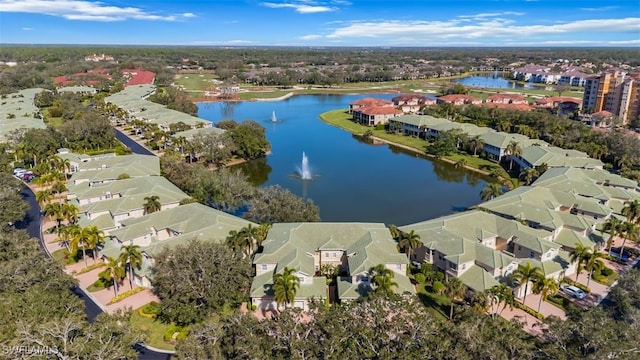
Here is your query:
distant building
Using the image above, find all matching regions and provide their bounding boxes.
[436,94,482,106]
[582,71,640,125]
[85,54,115,62]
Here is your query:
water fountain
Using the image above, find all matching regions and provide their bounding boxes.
[272,111,277,122]
[298,151,312,180]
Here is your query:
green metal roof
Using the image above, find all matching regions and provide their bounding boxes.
[458,265,500,292]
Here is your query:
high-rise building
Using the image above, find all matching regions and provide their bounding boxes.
[582,71,640,125]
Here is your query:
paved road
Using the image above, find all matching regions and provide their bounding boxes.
[115,128,155,156]
[17,177,171,360]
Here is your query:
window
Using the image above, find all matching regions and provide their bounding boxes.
[298,276,305,284]
[261,264,267,271]
[332,252,337,258]
[396,264,401,270]
[360,275,369,282]
[529,251,535,258]
[449,262,457,271]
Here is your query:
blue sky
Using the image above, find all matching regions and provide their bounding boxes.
[0,0,639,46]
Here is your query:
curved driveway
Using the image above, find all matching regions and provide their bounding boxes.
[17,137,171,360]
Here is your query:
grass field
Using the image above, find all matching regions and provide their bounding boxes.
[415,282,451,320]
[174,74,218,91]
[129,309,176,351]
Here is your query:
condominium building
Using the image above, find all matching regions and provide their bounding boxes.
[582,71,640,124]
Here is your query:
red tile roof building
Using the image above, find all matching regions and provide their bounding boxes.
[486,93,528,105]
[392,94,436,114]
[436,94,482,106]
[533,96,582,109]
[122,69,156,87]
[352,106,403,126]
[54,68,112,86]
[349,98,395,113]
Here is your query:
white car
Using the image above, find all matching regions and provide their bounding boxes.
[561,285,586,299]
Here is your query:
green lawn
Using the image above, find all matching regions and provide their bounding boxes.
[415,282,450,320]
[174,74,218,91]
[129,309,176,351]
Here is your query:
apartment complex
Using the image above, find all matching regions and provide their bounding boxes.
[582,71,640,124]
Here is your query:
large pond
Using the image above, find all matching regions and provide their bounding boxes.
[197,94,487,226]
[456,74,550,90]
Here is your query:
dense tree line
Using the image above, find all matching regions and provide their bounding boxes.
[148,86,199,117]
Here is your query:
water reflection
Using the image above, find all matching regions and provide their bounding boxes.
[234,157,272,186]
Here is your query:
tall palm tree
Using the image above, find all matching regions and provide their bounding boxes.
[398,230,422,260]
[255,223,271,251]
[119,244,143,289]
[480,183,503,201]
[532,276,558,312]
[143,195,161,215]
[583,250,605,288]
[100,256,125,298]
[443,277,466,320]
[489,283,516,318]
[602,217,622,256]
[369,264,397,297]
[239,224,259,257]
[454,158,467,169]
[512,262,543,305]
[272,267,300,310]
[519,168,539,186]
[51,182,68,199]
[55,224,78,251]
[506,141,522,171]
[468,135,485,156]
[61,203,79,225]
[569,243,591,282]
[35,189,53,208]
[225,229,242,257]
[618,222,639,261]
[69,226,89,267]
[622,200,640,224]
[44,202,64,228]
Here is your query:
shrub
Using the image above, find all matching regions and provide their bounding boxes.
[414,273,426,284]
[139,301,160,317]
[163,325,182,342]
[601,267,614,277]
[251,304,257,311]
[108,286,146,304]
[432,281,445,294]
[514,301,544,320]
[375,124,385,131]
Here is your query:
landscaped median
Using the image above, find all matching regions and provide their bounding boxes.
[318,109,510,181]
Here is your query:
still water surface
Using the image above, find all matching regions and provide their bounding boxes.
[198,94,487,226]
[456,75,548,90]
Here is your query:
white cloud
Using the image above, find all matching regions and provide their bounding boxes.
[260,1,335,13]
[325,17,640,41]
[0,0,195,21]
[580,6,619,11]
[458,11,525,19]
[299,34,322,40]
[22,26,33,30]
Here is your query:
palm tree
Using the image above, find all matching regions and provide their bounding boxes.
[480,183,503,201]
[225,229,242,257]
[602,217,622,256]
[398,230,422,260]
[532,276,558,312]
[443,277,466,320]
[369,264,397,297]
[519,168,539,186]
[51,182,68,199]
[35,189,53,208]
[55,224,78,251]
[489,284,516,318]
[61,203,79,225]
[468,135,485,156]
[119,244,143,289]
[569,243,591,282]
[583,251,605,288]
[99,256,125,297]
[255,223,271,251]
[44,202,64,228]
[386,224,401,241]
[618,222,639,261]
[622,200,640,224]
[239,224,259,257]
[506,141,522,171]
[70,225,104,266]
[512,262,543,305]
[272,267,300,310]
[69,226,89,267]
[143,195,161,215]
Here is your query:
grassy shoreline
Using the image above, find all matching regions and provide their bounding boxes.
[318,109,511,184]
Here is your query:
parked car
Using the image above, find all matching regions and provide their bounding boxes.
[609,251,630,263]
[561,284,586,299]
[13,168,27,177]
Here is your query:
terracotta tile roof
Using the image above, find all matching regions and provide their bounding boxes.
[350,98,394,107]
[534,96,582,107]
[357,106,403,116]
[592,110,614,119]
[437,94,482,103]
[122,69,156,87]
[486,93,528,103]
